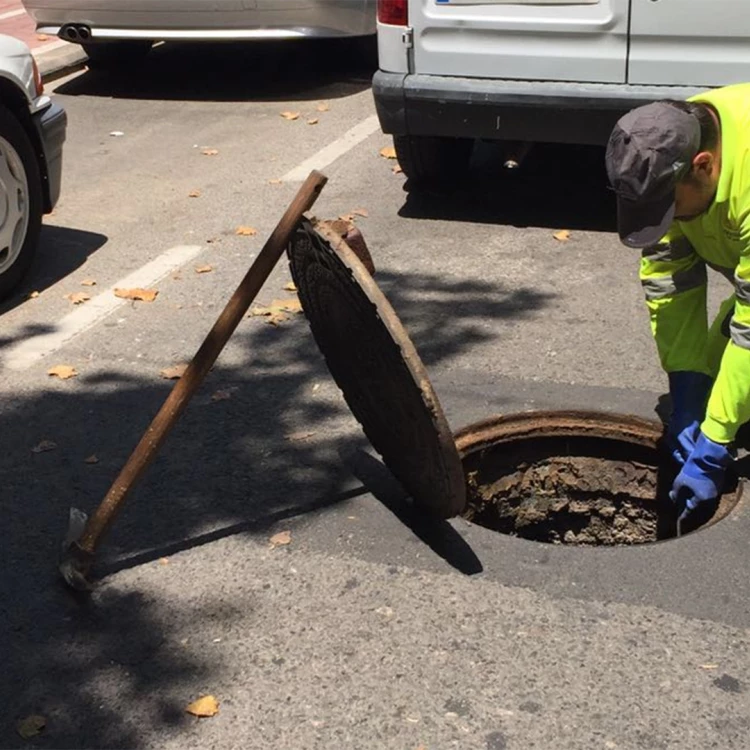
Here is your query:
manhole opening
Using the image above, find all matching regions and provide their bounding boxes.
[460,431,739,546]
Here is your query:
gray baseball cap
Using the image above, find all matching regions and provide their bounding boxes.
[606,102,701,248]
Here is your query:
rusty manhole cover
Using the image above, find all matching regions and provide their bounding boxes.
[455,411,742,545]
[287,220,466,519]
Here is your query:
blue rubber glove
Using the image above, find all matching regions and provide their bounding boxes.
[670,431,732,533]
[667,371,713,465]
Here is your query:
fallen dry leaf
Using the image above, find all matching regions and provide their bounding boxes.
[31,440,57,454]
[249,298,302,325]
[280,111,300,121]
[352,208,369,218]
[84,454,99,464]
[114,288,158,302]
[27,290,40,299]
[553,229,572,242]
[188,190,201,198]
[186,695,219,718]
[210,389,234,402]
[80,278,97,287]
[195,265,213,274]
[160,363,189,380]
[392,164,403,174]
[201,148,219,156]
[283,282,297,292]
[65,292,91,305]
[235,226,258,236]
[272,298,302,313]
[380,146,397,159]
[269,530,292,548]
[307,118,319,126]
[285,431,316,442]
[48,365,78,380]
[268,179,283,185]
[316,102,330,112]
[16,715,46,739]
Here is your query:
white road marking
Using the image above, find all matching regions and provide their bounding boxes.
[0,8,26,20]
[281,114,381,182]
[1,245,204,371]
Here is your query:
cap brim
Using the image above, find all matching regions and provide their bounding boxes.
[616,193,676,248]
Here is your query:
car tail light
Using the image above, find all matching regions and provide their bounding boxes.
[32,58,44,96]
[378,0,408,26]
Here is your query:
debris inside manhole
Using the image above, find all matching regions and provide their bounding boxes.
[457,415,740,546]
[464,453,665,545]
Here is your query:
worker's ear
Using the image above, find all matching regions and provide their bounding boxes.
[691,150,715,180]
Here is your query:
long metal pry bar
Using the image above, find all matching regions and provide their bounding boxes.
[59,170,328,590]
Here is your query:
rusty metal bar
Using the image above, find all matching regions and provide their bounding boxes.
[60,170,328,590]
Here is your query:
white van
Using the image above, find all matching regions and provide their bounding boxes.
[373,0,750,186]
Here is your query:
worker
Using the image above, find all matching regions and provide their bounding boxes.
[605,83,750,533]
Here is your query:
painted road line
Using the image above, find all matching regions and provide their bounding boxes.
[281,114,381,183]
[1,245,204,371]
[0,8,26,20]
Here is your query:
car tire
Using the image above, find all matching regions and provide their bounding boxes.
[83,41,153,69]
[0,103,43,301]
[393,135,474,189]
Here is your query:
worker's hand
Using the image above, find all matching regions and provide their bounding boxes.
[670,432,732,533]
[667,371,713,464]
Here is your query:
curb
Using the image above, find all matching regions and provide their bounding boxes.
[32,40,87,83]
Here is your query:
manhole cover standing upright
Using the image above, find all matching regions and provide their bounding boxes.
[288,221,466,519]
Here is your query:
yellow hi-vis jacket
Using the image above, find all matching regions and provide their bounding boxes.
[640,83,750,444]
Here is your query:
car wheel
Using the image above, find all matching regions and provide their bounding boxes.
[83,41,152,69]
[0,103,43,301]
[393,135,474,189]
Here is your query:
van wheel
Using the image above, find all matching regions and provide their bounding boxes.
[83,41,152,70]
[393,135,473,188]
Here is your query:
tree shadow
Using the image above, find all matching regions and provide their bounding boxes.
[0,225,108,316]
[54,38,377,104]
[0,266,551,748]
[399,141,617,233]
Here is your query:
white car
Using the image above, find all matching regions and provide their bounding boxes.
[0,34,65,300]
[21,0,376,68]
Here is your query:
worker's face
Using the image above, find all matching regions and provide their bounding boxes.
[674,151,720,221]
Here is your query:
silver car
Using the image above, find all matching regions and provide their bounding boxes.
[0,34,66,300]
[22,0,376,68]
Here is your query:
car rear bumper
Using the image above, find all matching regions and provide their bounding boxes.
[27,1,375,40]
[32,100,66,212]
[373,71,708,146]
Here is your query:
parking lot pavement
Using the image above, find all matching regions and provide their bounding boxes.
[1,43,749,750]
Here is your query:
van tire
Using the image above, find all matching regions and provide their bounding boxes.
[393,135,473,188]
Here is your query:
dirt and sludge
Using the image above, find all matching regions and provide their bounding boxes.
[464,452,672,545]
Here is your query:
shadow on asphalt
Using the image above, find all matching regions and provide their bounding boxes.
[400,141,617,234]
[0,225,108,318]
[0,266,550,747]
[344,448,484,576]
[54,38,377,104]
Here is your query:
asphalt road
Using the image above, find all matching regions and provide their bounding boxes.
[1,41,749,750]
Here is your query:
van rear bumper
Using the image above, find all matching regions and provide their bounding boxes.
[373,72,707,146]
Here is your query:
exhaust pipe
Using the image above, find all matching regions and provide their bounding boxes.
[60,24,79,41]
[59,24,91,43]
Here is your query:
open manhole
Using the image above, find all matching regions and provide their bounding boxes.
[455,411,741,545]
[288,223,743,545]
